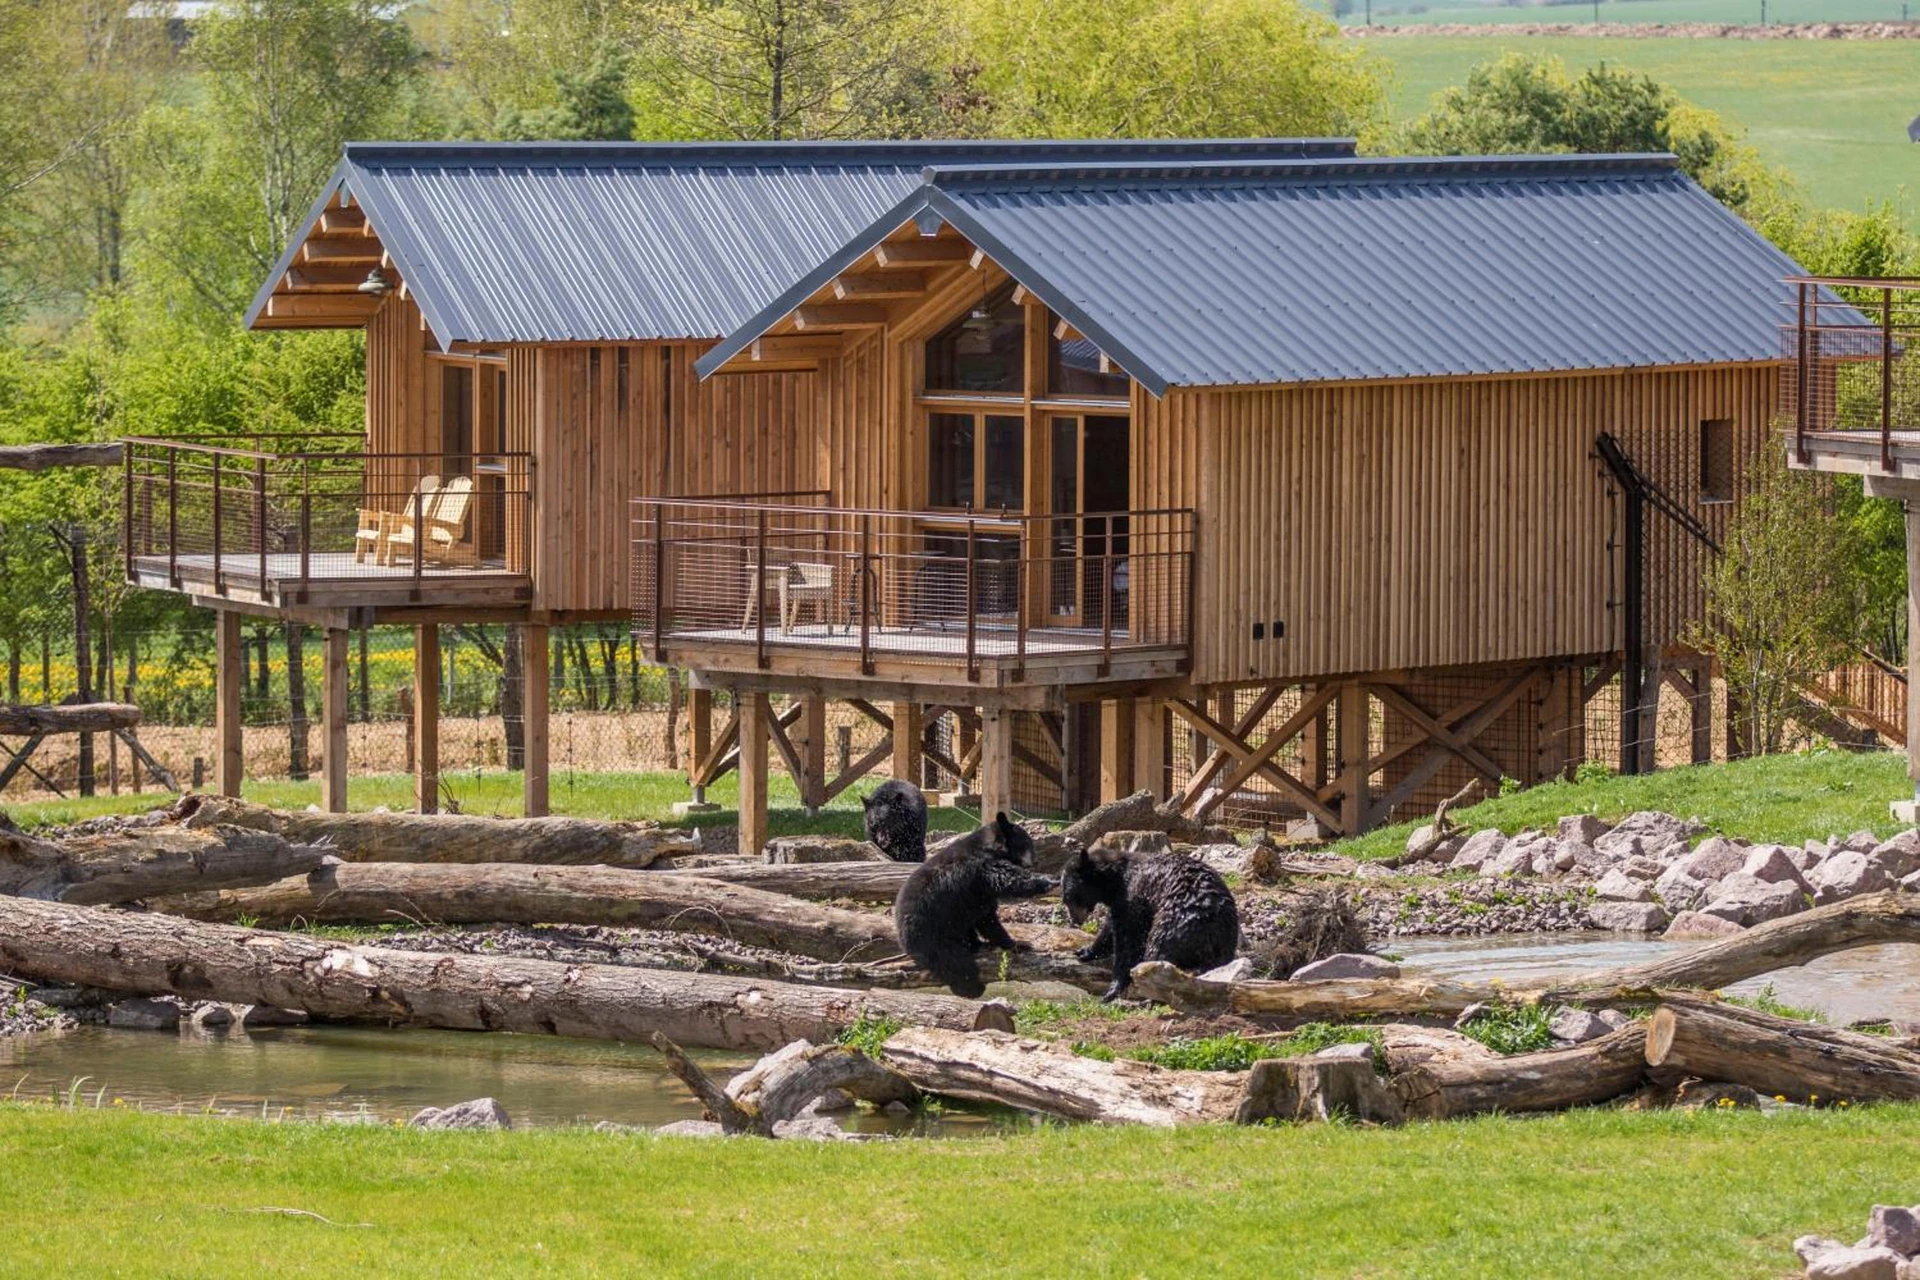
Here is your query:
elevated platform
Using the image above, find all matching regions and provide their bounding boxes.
[131,552,531,612]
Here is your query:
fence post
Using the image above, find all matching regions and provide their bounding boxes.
[121,444,133,582]
[299,457,312,602]
[859,512,872,675]
[755,506,769,670]
[255,454,268,591]
[166,448,179,588]
[1796,281,1810,463]
[211,452,224,594]
[965,515,978,683]
[651,500,666,662]
[1884,286,1896,472]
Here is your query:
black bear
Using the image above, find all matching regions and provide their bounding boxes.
[861,778,929,863]
[1061,849,1239,1002]
[893,812,1051,998]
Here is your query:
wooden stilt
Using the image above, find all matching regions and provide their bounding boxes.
[214,611,243,798]
[688,687,713,803]
[795,695,827,814]
[1132,697,1167,801]
[321,628,348,814]
[1304,690,1329,789]
[414,624,439,815]
[523,624,549,818]
[979,706,1014,820]
[1099,697,1135,803]
[1337,681,1371,837]
[956,711,979,801]
[738,691,770,858]
[891,701,923,784]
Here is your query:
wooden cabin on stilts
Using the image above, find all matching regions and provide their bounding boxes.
[119,140,1839,850]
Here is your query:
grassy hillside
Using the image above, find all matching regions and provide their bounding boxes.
[1373,34,1920,222]
[1361,1,1915,27]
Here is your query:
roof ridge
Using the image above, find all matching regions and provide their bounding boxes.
[919,153,1684,185]
[341,138,1360,168]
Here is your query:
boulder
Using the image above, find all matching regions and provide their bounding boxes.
[1585,901,1670,933]
[1617,855,1666,882]
[1567,842,1612,878]
[1871,830,1920,879]
[1663,911,1746,940]
[1593,869,1653,903]
[1482,844,1536,878]
[1671,835,1748,883]
[1548,1007,1611,1044]
[1904,868,1920,893]
[1740,844,1812,892]
[239,1004,309,1028]
[1449,828,1508,872]
[1594,811,1704,858]
[1595,1008,1632,1031]
[1291,953,1402,982]
[1798,1241,1902,1280]
[1868,1205,1920,1258]
[762,837,888,865]
[106,998,180,1031]
[1653,865,1713,913]
[1092,830,1173,856]
[1809,851,1896,905]
[1842,829,1884,854]
[187,1003,234,1030]
[1194,843,1249,879]
[1557,814,1610,845]
[410,1097,512,1131]
[1786,846,1823,873]
[1698,874,1806,926]
[654,1119,727,1138]
[1199,957,1257,983]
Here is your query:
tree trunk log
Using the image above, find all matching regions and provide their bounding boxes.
[153,862,905,964]
[1058,789,1235,852]
[0,703,141,735]
[1130,962,1500,1020]
[656,861,909,903]
[0,825,329,905]
[673,940,1113,995]
[0,443,123,471]
[170,795,696,867]
[724,1039,918,1129]
[1393,1026,1649,1120]
[879,1027,1246,1126]
[0,896,1013,1052]
[1645,994,1920,1103]
[1377,1024,1502,1075]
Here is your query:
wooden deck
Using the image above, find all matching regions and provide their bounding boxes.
[130,552,531,611]
[1791,430,1920,481]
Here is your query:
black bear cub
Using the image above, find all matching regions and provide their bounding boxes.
[894,812,1051,998]
[1062,850,1239,1002]
[862,778,929,863]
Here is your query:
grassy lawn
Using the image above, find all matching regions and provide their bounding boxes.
[1372,34,1920,223]
[1333,748,1910,861]
[3,1104,1918,1277]
[1364,0,1914,26]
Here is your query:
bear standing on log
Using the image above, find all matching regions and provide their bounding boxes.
[893,811,1052,997]
[1063,849,1239,1002]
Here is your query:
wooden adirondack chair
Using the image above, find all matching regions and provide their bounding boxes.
[385,475,476,567]
[355,474,440,565]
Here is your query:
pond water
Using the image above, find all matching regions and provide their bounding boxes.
[0,1024,1011,1136]
[1395,933,1920,1026]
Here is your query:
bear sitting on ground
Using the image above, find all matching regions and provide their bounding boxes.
[1062,849,1239,1002]
[862,778,929,863]
[894,812,1052,998]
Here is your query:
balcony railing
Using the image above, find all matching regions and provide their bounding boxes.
[1785,276,1920,470]
[632,495,1194,681]
[123,437,532,607]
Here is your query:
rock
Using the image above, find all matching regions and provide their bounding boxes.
[1670,835,1748,883]
[1809,851,1896,905]
[1199,957,1257,983]
[771,1113,875,1142]
[1548,1008,1610,1044]
[762,837,887,865]
[1557,814,1610,845]
[1741,844,1811,891]
[1594,869,1653,903]
[654,1119,726,1138]
[1595,1008,1632,1031]
[1871,830,1920,879]
[1653,864,1712,913]
[1194,843,1249,878]
[1405,824,1441,856]
[409,1097,512,1130]
[1585,901,1670,933]
[187,1003,234,1030]
[1869,1205,1920,1258]
[1664,910,1746,940]
[1594,811,1704,859]
[881,1100,912,1117]
[1482,844,1536,878]
[1532,840,1577,876]
[1798,1237,1849,1267]
[810,1088,856,1113]
[1291,952,1401,981]
[1618,854,1666,881]
[1313,1042,1377,1066]
[1904,868,1920,893]
[1802,1243,1903,1280]
[1449,829,1508,872]
[1699,874,1807,926]
[1787,846,1823,873]
[1843,829,1883,854]
[239,1004,309,1028]
[1092,830,1172,855]
[1567,841,1611,878]
[106,998,180,1031]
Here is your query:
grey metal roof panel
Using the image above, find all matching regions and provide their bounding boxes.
[700,154,1821,391]
[242,139,1358,344]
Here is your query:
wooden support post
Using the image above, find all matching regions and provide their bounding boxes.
[1908,501,1920,794]
[688,687,713,802]
[321,628,348,814]
[738,691,770,858]
[1689,661,1713,767]
[522,624,549,818]
[1337,681,1371,836]
[1304,690,1330,789]
[956,712,979,799]
[414,624,439,815]
[979,706,1014,821]
[1099,697,1135,803]
[1634,648,1664,775]
[795,695,827,814]
[891,701,923,783]
[214,611,243,798]
[1132,697,1167,802]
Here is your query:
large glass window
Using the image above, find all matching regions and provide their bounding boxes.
[927,411,1024,510]
[983,415,1024,509]
[927,413,975,509]
[1048,325,1129,399]
[925,282,1025,395]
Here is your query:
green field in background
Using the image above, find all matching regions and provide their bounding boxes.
[1356,0,1915,25]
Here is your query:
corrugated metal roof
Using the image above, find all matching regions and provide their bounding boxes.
[698,154,1819,393]
[242,139,1358,345]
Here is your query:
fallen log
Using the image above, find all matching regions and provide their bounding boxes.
[656,861,910,903]
[0,442,122,472]
[0,896,1015,1052]
[1645,994,1920,1103]
[676,940,1113,995]
[724,1039,918,1129]
[170,794,695,867]
[1393,1026,1649,1120]
[0,703,142,735]
[1377,1024,1501,1075]
[879,1027,1246,1126]
[1130,962,1499,1020]
[0,824,329,905]
[1059,789,1237,853]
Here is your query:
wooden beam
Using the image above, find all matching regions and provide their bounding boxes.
[316,209,367,235]
[1371,685,1506,786]
[1099,698,1134,803]
[738,692,771,858]
[414,624,439,815]
[1011,284,1033,306]
[1174,685,1283,808]
[523,624,549,818]
[796,695,827,813]
[1132,697,1167,802]
[874,239,971,267]
[1053,318,1085,342]
[215,611,243,799]
[321,628,348,814]
[0,443,122,472]
[1337,682,1371,837]
[832,271,926,301]
[980,707,1014,820]
[263,294,379,320]
[284,265,383,291]
[794,304,888,330]
[891,701,923,784]
[751,336,845,361]
[298,240,381,265]
[688,687,714,796]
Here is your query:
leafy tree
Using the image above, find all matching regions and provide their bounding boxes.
[496,44,638,141]
[424,0,655,134]
[947,0,1385,140]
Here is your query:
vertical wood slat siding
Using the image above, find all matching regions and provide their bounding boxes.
[1186,367,1779,686]
[364,296,439,505]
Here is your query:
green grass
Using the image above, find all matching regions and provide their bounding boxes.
[1458,1003,1559,1055]
[1332,749,1906,861]
[1372,33,1920,223]
[6,1105,1920,1276]
[1364,1,1913,26]
[1726,981,1827,1023]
